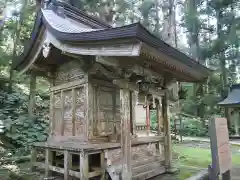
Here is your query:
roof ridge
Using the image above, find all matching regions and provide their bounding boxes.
[50,0,112,29]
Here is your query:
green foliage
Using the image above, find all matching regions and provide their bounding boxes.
[0,81,49,154]
[171,116,208,137]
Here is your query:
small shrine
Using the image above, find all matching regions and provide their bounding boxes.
[219,84,240,136]
[12,0,211,179]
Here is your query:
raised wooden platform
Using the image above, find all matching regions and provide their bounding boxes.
[32,136,165,180]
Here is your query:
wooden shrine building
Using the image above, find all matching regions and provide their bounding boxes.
[12,0,211,179]
[219,84,240,136]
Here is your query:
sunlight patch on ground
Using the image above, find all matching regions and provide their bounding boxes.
[16,84,29,94]
[2,164,19,173]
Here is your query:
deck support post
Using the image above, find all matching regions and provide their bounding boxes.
[45,148,53,177]
[120,88,132,180]
[80,152,89,180]
[162,93,172,170]
[30,148,37,171]
[156,99,162,136]
[100,151,105,180]
[64,150,72,180]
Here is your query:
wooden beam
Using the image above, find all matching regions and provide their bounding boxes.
[96,57,163,82]
[50,92,55,136]
[113,79,138,91]
[87,83,94,139]
[120,88,132,180]
[30,148,37,171]
[156,99,163,136]
[162,93,172,169]
[45,148,53,177]
[64,150,72,180]
[113,79,166,97]
[80,152,89,180]
[50,78,87,92]
[61,90,64,136]
[72,89,76,136]
[100,151,105,180]
[146,99,150,135]
[131,91,137,136]
[28,72,36,117]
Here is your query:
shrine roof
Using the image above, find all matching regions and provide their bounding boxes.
[12,0,211,82]
[218,84,240,107]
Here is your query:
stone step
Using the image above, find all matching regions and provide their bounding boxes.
[132,166,165,180]
[132,156,162,168]
[132,161,162,176]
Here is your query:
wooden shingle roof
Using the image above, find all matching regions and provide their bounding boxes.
[12,0,211,82]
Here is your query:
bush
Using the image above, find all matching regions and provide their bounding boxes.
[0,84,49,155]
[171,117,208,137]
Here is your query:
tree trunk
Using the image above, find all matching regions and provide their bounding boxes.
[9,0,28,93]
[216,9,230,128]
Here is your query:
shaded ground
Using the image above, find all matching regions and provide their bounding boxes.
[2,139,240,180]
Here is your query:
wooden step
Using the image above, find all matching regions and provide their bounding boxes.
[132,156,162,168]
[132,166,165,180]
[132,161,162,176]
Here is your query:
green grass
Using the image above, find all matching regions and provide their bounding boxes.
[174,145,240,168]
[173,144,240,179]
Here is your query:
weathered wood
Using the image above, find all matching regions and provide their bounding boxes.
[80,152,89,180]
[60,90,64,136]
[45,148,53,177]
[50,78,87,92]
[30,148,37,171]
[146,100,150,135]
[87,83,94,139]
[72,89,76,136]
[28,72,36,117]
[50,92,55,136]
[162,94,172,169]
[64,150,72,180]
[100,151,105,180]
[113,79,165,97]
[156,99,162,136]
[0,155,31,164]
[131,91,137,136]
[120,88,132,180]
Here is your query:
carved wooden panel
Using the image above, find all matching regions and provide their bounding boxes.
[106,142,164,165]
[55,60,85,86]
[75,87,86,136]
[95,86,120,137]
[53,92,61,135]
[51,84,87,137]
[63,90,73,136]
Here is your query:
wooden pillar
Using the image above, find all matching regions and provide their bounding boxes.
[72,89,76,136]
[30,148,37,171]
[100,151,105,180]
[120,88,132,180]
[50,92,55,136]
[28,72,36,117]
[87,83,94,140]
[156,99,162,136]
[60,90,64,136]
[162,94,172,169]
[45,148,53,177]
[131,91,137,136]
[64,150,72,180]
[146,99,150,135]
[80,152,89,180]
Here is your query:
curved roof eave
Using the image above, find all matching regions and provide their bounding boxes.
[13,4,211,82]
[41,15,211,78]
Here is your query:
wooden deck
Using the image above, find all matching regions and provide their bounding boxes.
[34,136,164,152]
